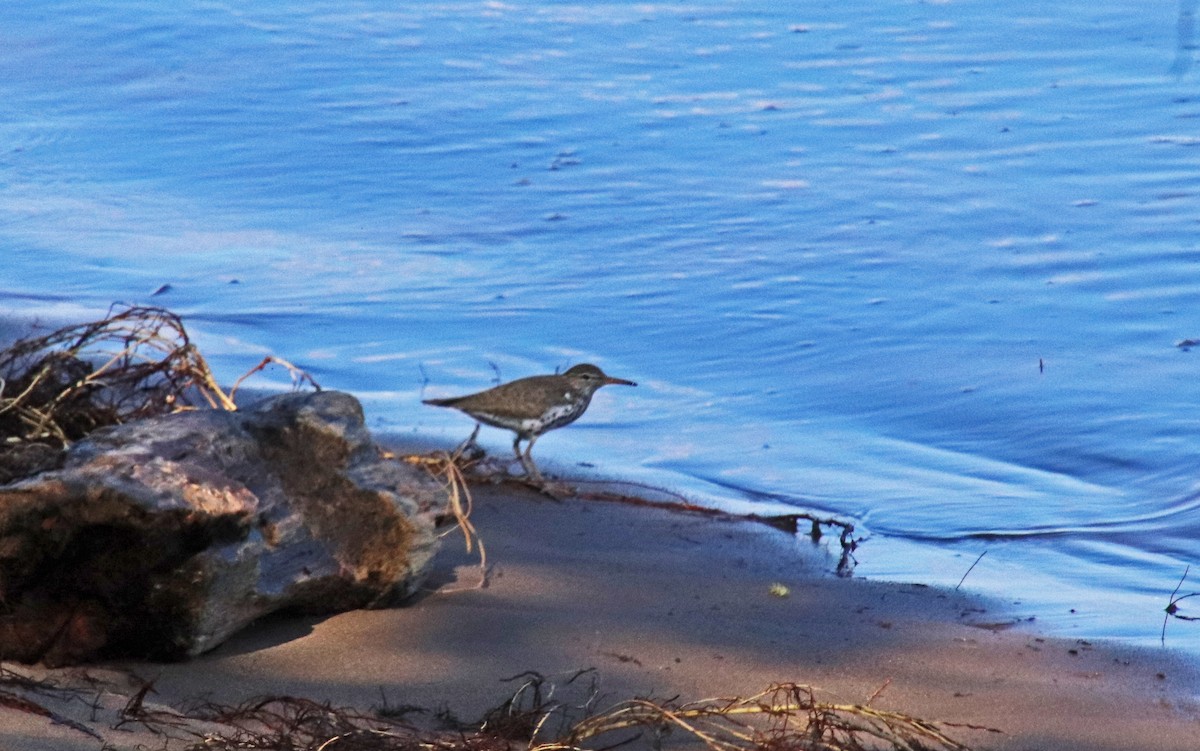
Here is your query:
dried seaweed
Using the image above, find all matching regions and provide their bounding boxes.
[475,669,601,744]
[1,661,985,751]
[0,305,229,440]
[403,439,860,576]
[178,681,983,751]
[0,665,104,741]
[546,683,986,751]
[0,305,318,483]
[178,696,419,751]
[403,428,489,590]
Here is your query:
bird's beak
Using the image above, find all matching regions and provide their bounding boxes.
[604,376,637,387]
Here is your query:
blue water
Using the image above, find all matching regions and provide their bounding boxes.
[5,0,1200,650]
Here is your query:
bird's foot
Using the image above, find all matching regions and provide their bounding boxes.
[517,458,572,500]
[521,475,572,500]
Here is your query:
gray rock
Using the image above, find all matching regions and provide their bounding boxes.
[0,391,446,665]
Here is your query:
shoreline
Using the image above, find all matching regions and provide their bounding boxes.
[2,473,1198,750]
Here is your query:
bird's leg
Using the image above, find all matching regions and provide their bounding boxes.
[521,434,544,481]
[512,434,538,477]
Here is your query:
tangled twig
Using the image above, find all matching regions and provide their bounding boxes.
[0,305,229,445]
[1,665,986,750]
[0,305,320,483]
[1162,565,1200,645]
[544,683,985,751]
[404,433,489,590]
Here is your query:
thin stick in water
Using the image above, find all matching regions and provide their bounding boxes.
[956,550,988,591]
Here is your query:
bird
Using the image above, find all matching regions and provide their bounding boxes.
[423,363,636,480]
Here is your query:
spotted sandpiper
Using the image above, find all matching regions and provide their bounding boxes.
[422,363,636,479]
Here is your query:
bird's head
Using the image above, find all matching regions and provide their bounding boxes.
[564,363,637,393]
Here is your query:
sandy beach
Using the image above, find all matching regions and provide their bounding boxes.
[2,474,1199,751]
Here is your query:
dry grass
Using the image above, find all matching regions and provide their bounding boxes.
[0,664,982,751]
[112,675,984,751]
[403,432,490,590]
[0,304,317,483]
[463,673,984,751]
[544,683,986,751]
[0,305,231,446]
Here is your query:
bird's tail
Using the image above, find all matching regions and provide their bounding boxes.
[422,397,459,407]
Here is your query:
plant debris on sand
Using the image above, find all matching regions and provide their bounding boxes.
[1,664,985,751]
[483,674,985,751]
[410,433,861,576]
[0,304,315,483]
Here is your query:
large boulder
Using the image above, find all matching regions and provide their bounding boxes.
[0,391,447,665]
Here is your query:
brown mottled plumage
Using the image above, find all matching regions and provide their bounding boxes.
[423,363,636,479]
